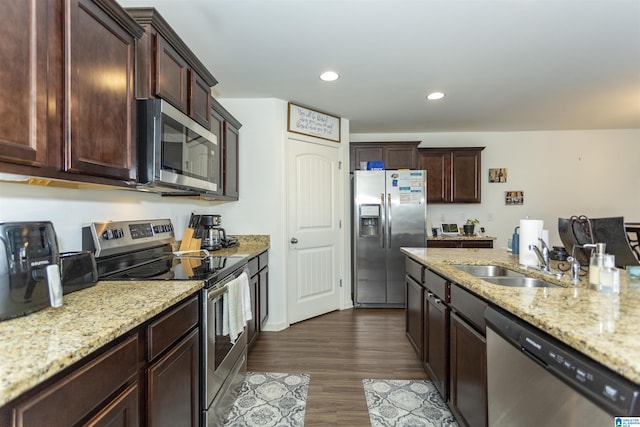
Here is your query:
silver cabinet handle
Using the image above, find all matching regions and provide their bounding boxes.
[291,237,298,244]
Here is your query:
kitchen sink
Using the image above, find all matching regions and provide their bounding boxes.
[480,277,560,288]
[451,264,526,277]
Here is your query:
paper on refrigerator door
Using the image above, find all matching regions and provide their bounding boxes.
[397,171,424,204]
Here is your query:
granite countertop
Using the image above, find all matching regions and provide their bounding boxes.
[401,247,640,384]
[0,237,270,408]
[0,279,202,407]
[214,235,270,258]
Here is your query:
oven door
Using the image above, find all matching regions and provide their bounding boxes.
[201,279,247,426]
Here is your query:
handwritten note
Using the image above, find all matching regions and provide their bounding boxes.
[288,103,341,142]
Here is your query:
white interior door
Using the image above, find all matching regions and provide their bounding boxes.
[287,136,342,324]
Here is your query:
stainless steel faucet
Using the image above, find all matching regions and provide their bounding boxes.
[529,237,550,272]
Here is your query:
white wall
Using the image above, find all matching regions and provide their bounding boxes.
[352,129,640,249]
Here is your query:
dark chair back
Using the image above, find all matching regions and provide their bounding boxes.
[558,216,639,267]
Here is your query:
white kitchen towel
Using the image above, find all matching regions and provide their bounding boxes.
[227,276,243,342]
[238,270,252,324]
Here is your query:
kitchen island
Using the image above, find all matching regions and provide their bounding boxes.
[401,246,640,384]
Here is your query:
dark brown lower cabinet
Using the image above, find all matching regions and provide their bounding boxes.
[424,290,449,399]
[247,250,269,350]
[2,294,200,427]
[147,329,199,427]
[449,311,487,427]
[405,273,424,357]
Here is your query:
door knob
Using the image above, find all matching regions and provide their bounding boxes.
[290,237,298,244]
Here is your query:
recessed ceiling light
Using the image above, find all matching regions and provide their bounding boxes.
[320,71,340,82]
[427,92,445,100]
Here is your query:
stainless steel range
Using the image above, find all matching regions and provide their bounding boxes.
[82,218,249,426]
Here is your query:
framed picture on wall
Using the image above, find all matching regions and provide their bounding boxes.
[505,191,524,205]
[489,168,507,183]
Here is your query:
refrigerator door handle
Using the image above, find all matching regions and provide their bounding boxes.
[380,193,385,248]
[387,193,392,247]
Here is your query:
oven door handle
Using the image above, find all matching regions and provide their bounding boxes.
[208,284,228,300]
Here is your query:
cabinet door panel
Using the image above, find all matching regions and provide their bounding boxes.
[247,273,258,346]
[0,0,52,167]
[385,146,416,169]
[86,382,139,427]
[419,151,448,203]
[67,0,136,181]
[223,122,239,199]
[258,266,269,329]
[450,312,487,427]
[148,328,199,427]
[452,151,481,203]
[189,70,211,128]
[155,36,189,113]
[405,275,423,357]
[425,294,449,400]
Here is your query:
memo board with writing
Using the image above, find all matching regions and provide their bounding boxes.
[288,102,341,142]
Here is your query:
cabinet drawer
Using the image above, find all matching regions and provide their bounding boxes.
[450,283,487,333]
[425,268,449,302]
[13,334,139,427]
[406,258,423,284]
[147,295,199,361]
[258,251,268,270]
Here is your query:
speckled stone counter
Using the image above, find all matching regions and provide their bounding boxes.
[0,279,202,407]
[0,237,269,408]
[214,235,270,258]
[401,247,640,384]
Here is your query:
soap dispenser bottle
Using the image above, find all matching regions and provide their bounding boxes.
[511,226,520,255]
[587,243,606,287]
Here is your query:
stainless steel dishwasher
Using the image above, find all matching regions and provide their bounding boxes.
[485,306,640,426]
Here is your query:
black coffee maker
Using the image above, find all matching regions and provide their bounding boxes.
[196,215,226,251]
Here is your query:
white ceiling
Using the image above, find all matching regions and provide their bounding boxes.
[117,0,640,134]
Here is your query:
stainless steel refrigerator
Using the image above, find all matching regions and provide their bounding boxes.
[353,170,427,307]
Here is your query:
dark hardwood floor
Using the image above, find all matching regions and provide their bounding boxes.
[248,308,429,426]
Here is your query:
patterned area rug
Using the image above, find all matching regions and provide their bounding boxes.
[223,372,310,426]
[363,379,459,427]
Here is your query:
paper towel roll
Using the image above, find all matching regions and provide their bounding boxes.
[519,219,544,266]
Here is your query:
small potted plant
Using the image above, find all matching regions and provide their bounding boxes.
[463,218,479,236]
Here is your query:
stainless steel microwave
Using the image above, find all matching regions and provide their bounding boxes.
[137,99,219,195]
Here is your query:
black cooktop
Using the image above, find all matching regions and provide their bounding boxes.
[97,245,247,287]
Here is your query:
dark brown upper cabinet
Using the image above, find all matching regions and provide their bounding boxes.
[350,142,420,171]
[127,7,217,130]
[418,147,484,204]
[209,97,241,200]
[66,0,142,182]
[0,0,143,187]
